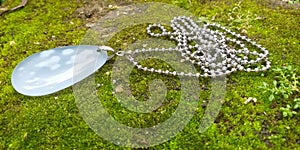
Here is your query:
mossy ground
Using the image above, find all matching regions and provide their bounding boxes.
[0,0,299,149]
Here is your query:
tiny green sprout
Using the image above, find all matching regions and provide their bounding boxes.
[280,105,297,118]
[269,94,275,101]
[294,98,300,109]
[259,66,299,102]
[288,0,300,4]
[259,66,299,119]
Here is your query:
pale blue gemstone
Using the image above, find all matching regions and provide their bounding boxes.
[12,45,108,96]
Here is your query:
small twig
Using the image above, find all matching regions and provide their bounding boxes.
[0,0,27,15]
[10,0,27,11]
[0,7,8,15]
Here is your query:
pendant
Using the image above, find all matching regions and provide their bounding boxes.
[11,45,111,96]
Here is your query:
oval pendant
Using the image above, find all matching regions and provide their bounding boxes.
[12,45,108,96]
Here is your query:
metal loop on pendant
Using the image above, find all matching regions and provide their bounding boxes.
[97,46,116,60]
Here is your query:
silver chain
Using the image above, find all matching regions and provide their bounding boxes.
[118,16,271,77]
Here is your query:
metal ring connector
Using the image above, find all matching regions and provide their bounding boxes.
[116,51,125,56]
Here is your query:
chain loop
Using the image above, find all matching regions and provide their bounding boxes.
[118,16,271,77]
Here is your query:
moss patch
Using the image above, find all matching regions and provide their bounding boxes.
[0,0,299,149]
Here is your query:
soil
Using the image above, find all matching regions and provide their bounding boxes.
[72,0,300,29]
[73,0,133,28]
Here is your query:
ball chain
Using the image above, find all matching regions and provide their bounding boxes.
[119,16,271,77]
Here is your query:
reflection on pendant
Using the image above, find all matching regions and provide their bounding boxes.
[12,45,108,96]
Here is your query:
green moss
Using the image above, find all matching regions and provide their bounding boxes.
[0,0,299,149]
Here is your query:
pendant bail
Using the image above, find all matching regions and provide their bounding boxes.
[97,46,115,60]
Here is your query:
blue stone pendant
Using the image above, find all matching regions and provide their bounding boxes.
[12,45,109,96]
